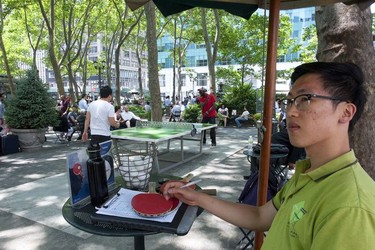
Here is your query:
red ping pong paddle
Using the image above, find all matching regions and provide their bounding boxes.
[131,182,174,217]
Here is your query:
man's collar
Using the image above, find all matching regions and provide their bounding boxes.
[296,150,357,181]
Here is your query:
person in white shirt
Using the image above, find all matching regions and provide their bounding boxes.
[120,105,141,128]
[144,101,151,113]
[169,102,182,122]
[78,93,88,112]
[234,107,250,128]
[82,86,119,144]
[218,104,229,127]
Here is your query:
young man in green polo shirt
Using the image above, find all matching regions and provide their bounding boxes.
[162,62,375,249]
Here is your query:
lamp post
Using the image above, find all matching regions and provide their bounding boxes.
[94,60,105,89]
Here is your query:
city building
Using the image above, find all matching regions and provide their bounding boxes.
[40,36,148,98]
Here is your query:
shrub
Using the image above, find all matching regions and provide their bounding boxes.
[4,69,58,129]
[128,105,148,119]
[182,104,201,123]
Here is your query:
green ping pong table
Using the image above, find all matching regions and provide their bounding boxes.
[111,121,217,173]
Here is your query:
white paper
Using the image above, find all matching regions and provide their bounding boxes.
[96,188,181,223]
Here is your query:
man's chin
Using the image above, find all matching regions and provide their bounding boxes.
[289,138,304,148]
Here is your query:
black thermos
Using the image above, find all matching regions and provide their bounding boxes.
[86,143,108,207]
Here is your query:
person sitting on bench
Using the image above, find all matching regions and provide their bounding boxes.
[120,105,141,128]
[234,107,250,128]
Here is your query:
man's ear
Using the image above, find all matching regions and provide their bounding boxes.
[339,102,356,124]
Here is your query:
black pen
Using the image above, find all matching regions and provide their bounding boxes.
[102,192,120,208]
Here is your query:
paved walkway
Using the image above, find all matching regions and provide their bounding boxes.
[0,126,258,250]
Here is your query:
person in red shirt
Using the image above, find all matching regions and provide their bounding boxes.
[198,87,216,146]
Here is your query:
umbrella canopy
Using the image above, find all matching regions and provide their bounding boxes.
[126,0,372,19]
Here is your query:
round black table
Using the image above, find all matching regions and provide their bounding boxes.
[62,173,190,250]
[62,196,153,250]
[242,150,288,179]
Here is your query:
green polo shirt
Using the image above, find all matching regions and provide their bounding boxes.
[262,150,375,249]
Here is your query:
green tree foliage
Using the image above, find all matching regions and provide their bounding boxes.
[219,13,298,76]
[300,24,317,62]
[4,69,57,129]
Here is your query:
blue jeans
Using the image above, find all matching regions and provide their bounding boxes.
[235,117,248,128]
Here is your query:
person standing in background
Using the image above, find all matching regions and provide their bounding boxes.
[78,93,88,112]
[144,101,151,113]
[164,96,171,117]
[82,86,119,144]
[198,87,216,146]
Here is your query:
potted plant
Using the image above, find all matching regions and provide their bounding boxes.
[4,69,57,151]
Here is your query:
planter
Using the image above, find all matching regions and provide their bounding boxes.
[11,128,47,152]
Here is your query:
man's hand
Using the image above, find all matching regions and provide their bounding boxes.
[160,181,201,206]
[115,121,120,128]
[82,131,88,142]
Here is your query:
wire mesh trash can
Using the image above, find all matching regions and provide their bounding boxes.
[111,141,155,191]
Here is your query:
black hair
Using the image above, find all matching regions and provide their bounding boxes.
[81,93,87,99]
[291,62,367,132]
[100,86,112,98]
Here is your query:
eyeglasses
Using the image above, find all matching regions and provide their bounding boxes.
[282,93,343,111]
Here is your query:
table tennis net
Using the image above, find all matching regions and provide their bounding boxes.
[136,120,197,130]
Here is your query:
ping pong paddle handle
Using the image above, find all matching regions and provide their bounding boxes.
[148,182,157,193]
[181,173,194,182]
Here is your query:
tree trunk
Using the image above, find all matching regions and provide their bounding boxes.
[201,9,219,93]
[0,35,15,95]
[316,3,375,178]
[37,0,65,96]
[145,2,162,121]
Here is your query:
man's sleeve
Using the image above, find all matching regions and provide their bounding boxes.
[312,208,375,249]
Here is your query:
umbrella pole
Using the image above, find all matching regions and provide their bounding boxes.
[254,0,280,249]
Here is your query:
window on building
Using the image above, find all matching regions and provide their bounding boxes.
[165,58,173,68]
[197,59,208,67]
[197,73,207,87]
[186,56,195,67]
[293,30,299,38]
[180,74,186,87]
[159,75,166,87]
[218,58,231,65]
[196,44,206,49]
[277,55,285,62]
[89,47,98,53]
[125,51,130,57]
[164,43,174,50]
